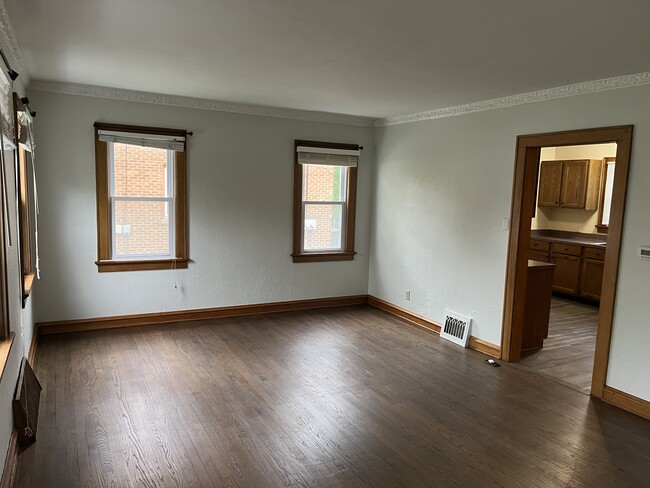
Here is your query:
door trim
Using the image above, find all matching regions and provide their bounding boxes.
[500,125,633,398]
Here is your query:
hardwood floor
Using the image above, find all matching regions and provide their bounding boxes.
[15,306,650,487]
[517,296,599,393]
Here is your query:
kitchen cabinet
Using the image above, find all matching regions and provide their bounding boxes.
[528,239,550,262]
[523,260,555,351]
[579,246,606,300]
[538,160,602,210]
[528,234,605,301]
[550,253,581,295]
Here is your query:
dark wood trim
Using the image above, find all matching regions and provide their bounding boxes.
[292,140,360,263]
[37,295,369,334]
[0,429,18,488]
[501,144,539,362]
[94,128,110,262]
[468,336,502,358]
[22,273,34,306]
[14,94,34,307]
[174,151,188,261]
[94,123,189,271]
[93,122,187,137]
[291,252,356,263]
[27,327,37,366]
[96,258,189,273]
[602,386,650,421]
[0,332,14,382]
[501,125,633,399]
[592,133,633,398]
[367,296,500,358]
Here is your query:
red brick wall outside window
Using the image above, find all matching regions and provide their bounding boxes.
[302,164,346,251]
[111,143,171,256]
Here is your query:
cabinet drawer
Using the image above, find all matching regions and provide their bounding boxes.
[551,242,582,256]
[583,246,606,260]
[530,239,550,252]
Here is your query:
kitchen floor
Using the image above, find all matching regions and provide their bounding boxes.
[517,296,599,394]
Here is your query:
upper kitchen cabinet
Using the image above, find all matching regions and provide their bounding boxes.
[538,159,602,210]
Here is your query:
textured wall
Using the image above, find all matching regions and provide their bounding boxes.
[370,85,650,402]
[28,90,374,322]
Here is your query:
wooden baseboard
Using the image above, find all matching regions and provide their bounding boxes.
[27,329,38,366]
[37,295,369,334]
[0,430,18,488]
[602,386,650,421]
[367,296,501,358]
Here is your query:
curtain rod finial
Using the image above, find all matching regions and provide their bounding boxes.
[8,69,18,81]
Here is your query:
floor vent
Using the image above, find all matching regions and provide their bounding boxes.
[440,311,472,347]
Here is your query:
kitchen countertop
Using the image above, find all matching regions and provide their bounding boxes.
[528,259,557,269]
[530,229,607,248]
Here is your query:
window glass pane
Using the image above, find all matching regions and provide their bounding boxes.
[303,203,343,251]
[302,164,347,202]
[112,143,171,197]
[113,200,171,256]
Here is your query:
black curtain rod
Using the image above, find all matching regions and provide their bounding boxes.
[19,96,36,118]
[0,46,18,81]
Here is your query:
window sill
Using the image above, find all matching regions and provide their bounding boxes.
[0,332,15,382]
[23,272,35,300]
[292,252,356,263]
[96,258,189,272]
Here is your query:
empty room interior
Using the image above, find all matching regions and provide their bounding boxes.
[1,1,650,487]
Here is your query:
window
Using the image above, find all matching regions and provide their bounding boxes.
[94,123,189,272]
[0,71,13,343]
[14,93,36,306]
[292,140,360,263]
[596,157,615,233]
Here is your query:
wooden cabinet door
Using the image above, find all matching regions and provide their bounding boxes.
[560,160,589,208]
[550,253,581,294]
[580,258,604,301]
[538,161,563,207]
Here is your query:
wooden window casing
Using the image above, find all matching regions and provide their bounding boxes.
[292,140,359,263]
[14,93,35,306]
[94,122,189,272]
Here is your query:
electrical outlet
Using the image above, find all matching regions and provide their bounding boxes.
[405,290,411,301]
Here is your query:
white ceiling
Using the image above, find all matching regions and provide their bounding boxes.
[6,0,650,119]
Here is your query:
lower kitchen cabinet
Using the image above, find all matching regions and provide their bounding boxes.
[580,258,604,300]
[550,253,581,295]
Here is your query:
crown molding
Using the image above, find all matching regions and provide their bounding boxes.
[28,80,376,127]
[0,0,27,79]
[376,71,650,127]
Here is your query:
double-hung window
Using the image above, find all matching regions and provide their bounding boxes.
[94,123,188,272]
[292,140,360,262]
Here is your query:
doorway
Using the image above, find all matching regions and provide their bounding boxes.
[500,126,633,399]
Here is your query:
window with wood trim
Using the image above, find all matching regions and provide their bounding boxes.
[14,93,36,306]
[292,140,360,263]
[94,122,189,272]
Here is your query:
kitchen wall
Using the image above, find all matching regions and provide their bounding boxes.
[531,143,617,234]
[0,70,37,474]
[27,90,374,323]
[370,85,650,402]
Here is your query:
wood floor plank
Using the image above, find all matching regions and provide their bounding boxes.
[13,305,650,487]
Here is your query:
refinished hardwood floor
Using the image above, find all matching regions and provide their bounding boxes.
[15,306,650,487]
[517,296,599,394]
